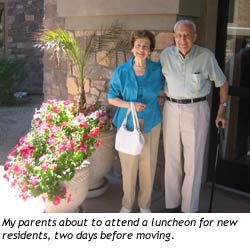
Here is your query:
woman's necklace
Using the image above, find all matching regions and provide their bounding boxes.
[133,62,146,75]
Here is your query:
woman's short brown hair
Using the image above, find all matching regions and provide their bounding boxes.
[131,30,155,52]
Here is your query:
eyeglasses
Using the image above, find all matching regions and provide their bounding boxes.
[134,44,150,50]
[174,33,194,40]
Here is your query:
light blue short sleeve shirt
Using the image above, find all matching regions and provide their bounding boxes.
[160,44,227,99]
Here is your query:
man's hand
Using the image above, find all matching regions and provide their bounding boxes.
[216,81,229,128]
[215,107,227,128]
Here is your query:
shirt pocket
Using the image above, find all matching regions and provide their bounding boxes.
[191,73,201,92]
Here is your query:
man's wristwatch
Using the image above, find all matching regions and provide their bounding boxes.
[220,102,228,108]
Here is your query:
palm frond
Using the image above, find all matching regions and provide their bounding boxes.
[36,23,130,113]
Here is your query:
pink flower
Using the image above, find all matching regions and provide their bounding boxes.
[41,195,47,202]
[99,116,107,123]
[29,176,38,186]
[47,99,57,104]
[20,182,28,193]
[41,163,49,171]
[62,187,67,195]
[80,121,89,128]
[13,164,21,173]
[53,106,59,113]
[67,194,72,203]
[48,137,55,146]
[65,140,74,150]
[63,100,71,106]
[7,145,18,159]
[46,114,53,120]
[58,144,66,152]
[20,192,29,201]
[19,145,34,158]
[53,195,62,206]
[95,139,102,147]
[33,113,41,120]
[19,136,26,145]
[80,147,87,153]
[4,160,12,170]
[3,173,9,181]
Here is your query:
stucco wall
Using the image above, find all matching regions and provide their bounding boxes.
[57,0,201,31]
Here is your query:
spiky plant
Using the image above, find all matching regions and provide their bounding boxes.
[36,24,130,113]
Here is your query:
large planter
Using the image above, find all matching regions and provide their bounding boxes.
[87,129,117,198]
[43,166,89,213]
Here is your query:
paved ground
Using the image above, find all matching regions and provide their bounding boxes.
[0,95,44,165]
[0,95,249,213]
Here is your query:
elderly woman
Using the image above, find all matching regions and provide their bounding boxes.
[107,30,164,213]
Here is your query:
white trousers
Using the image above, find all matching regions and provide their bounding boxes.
[162,100,210,212]
[119,124,161,210]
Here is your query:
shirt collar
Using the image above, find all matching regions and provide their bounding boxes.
[173,45,196,59]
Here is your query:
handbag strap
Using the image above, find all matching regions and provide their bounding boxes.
[120,105,131,127]
[120,102,141,132]
[130,102,141,131]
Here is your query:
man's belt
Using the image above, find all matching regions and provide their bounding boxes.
[166,96,207,104]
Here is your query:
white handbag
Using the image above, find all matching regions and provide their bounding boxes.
[115,102,145,155]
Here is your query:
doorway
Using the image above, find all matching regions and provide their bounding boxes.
[208,0,250,194]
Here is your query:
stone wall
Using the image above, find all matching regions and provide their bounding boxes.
[7,0,44,93]
[43,0,67,100]
[77,31,172,107]
[43,28,173,104]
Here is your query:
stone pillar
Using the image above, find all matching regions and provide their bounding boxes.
[7,0,44,93]
[43,0,67,100]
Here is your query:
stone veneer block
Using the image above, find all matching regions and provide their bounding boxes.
[96,51,111,67]
[66,77,79,96]
[100,92,108,105]
[150,52,160,62]
[90,87,99,97]
[91,80,106,91]
[25,15,35,21]
[84,79,90,93]
[16,4,23,9]
[155,32,174,50]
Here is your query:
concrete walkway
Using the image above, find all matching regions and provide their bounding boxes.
[0,95,44,165]
[0,95,249,213]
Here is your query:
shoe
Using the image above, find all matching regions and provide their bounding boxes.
[120,207,131,213]
[140,208,152,213]
[161,206,181,213]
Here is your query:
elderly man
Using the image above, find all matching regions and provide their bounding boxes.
[160,19,228,213]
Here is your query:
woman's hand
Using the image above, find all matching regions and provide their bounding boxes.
[134,102,146,112]
[108,98,146,112]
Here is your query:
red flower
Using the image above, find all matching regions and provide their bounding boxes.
[90,127,100,138]
[53,195,62,206]
[95,139,102,147]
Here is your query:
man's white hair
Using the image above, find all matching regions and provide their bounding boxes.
[173,20,197,33]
